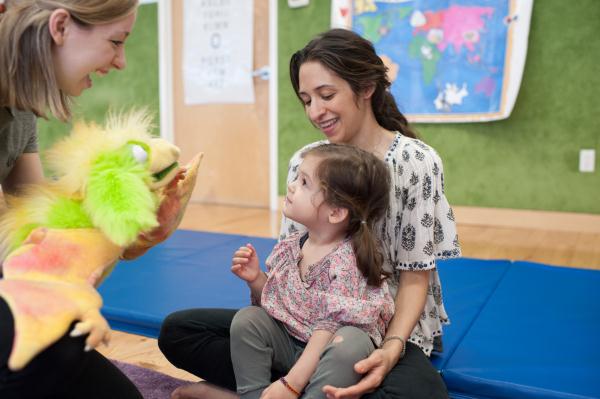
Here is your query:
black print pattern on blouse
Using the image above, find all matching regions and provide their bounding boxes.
[447,208,455,221]
[410,172,419,186]
[421,213,433,228]
[429,307,438,319]
[407,197,416,211]
[423,240,434,256]
[432,162,440,176]
[438,248,461,258]
[431,285,442,305]
[415,140,429,151]
[433,218,444,244]
[441,172,445,194]
[423,175,432,200]
[415,150,425,161]
[401,187,409,205]
[401,224,416,251]
[402,150,410,162]
[395,185,402,200]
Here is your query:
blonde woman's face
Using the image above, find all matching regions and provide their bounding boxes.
[52,12,137,96]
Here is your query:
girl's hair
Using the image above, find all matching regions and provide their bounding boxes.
[0,0,138,121]
[290,28,417,139]
[303,143,391,286]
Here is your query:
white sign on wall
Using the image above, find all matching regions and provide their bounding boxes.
[183,0,254,104]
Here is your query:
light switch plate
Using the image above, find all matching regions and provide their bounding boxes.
[579,149,596,173]
[288,0,309,8]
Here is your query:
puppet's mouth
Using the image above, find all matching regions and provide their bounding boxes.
[153,162,179,182]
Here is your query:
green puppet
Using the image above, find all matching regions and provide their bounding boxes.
[0,111,202,371]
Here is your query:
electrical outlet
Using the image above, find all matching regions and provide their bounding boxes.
[579,149,595,173]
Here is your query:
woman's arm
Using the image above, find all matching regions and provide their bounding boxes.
[2,153,44,196]
[381,269,430,360]
[323,269,430,399]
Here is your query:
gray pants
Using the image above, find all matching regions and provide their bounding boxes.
[230,306,375,399]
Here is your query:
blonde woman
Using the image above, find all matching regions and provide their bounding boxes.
[0,1,141,398]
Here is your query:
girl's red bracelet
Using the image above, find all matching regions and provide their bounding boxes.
[279,377,301,396]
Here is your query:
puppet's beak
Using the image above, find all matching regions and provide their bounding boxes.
[148,138,181,189]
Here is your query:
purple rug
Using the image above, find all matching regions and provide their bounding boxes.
[113,360,192,399]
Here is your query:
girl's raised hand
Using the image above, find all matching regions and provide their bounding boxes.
[231,243,261,282]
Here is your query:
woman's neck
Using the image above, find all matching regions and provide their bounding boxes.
[349,112,394,159]
[352,128,395,160]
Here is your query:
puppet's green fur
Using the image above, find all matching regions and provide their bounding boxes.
[84,146,159,247]
[47,198,93,229]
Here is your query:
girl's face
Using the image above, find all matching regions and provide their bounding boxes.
[283,154,327,227]
[51,11,137,96]
[298,61,371,145]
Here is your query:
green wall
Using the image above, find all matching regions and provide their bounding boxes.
[278,0,600,214]
[38,3,159,152]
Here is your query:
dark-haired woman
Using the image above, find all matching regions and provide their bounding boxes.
[159,29,460,399]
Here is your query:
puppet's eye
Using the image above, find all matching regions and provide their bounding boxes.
[131,144,148,163]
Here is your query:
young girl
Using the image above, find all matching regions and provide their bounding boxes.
[228,143,394,399]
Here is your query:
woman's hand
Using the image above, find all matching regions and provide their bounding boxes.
[231,243,261,283]
[260,379,298,399]
[322,347,396,399]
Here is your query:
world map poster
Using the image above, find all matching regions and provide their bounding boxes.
[331,0,533,122]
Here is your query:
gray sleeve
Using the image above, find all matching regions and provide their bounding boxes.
[22,114,38,153]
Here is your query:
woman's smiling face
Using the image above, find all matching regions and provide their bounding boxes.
[298,61,371,145]
[51,11,137,96]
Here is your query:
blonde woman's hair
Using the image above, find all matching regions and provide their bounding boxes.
[0,0,138,121]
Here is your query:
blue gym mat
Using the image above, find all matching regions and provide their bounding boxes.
[443,261,600,399]
[99,229,600,398]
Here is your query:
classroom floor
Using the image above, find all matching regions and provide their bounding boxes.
[97,203,600,382]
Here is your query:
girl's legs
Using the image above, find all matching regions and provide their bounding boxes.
[303,326,374,399]
[159,308,238,390]
[230,306,301,399]
[364,342,448,399]
[0,297,141,399]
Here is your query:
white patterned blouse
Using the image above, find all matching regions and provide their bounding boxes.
[279,132,461,356]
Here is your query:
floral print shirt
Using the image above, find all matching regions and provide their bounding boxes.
[259,232,394,346]
[280,133,461,356]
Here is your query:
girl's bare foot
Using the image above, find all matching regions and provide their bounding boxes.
[170,382,239,399]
